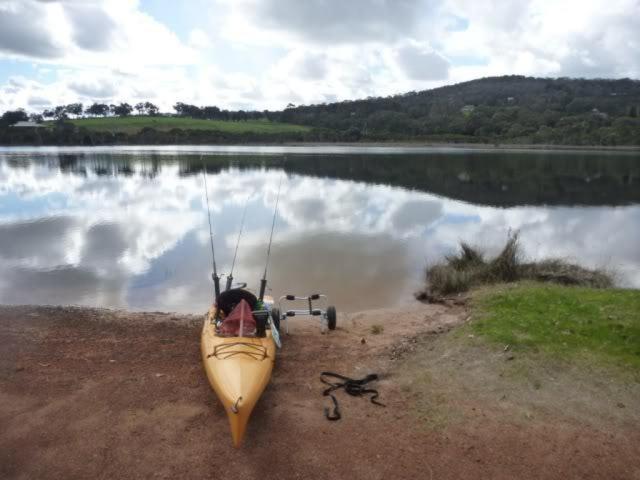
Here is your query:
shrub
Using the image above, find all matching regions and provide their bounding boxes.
[422,233,612,297]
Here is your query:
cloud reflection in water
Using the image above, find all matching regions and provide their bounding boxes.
[0,153,638,313]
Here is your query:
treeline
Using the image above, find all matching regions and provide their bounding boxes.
[270,76,640,146]
[173,102,274,122]
[0,102,160,124]
[1,101,274,124]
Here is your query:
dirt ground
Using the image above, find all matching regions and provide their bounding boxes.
[1,302,639,480]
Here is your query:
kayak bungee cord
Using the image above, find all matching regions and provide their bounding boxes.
[259,175,284,301]
[208,342,268,360]
[202,162,220,299]
[226,192,252,291]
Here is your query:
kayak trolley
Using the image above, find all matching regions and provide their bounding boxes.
[271,294,337,334]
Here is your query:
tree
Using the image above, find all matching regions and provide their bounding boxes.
[29,113,44,123]
[144,102,159,116]
[173,102,187,116]
[202,105,220,119]
[42,109,56,120]
[174,102,201,117]
[86,103,109,117]
[66,103,83,117]
[53,105,67,119]
[1,109,29,125]
[112,103,133,116]
[135,102,145,115]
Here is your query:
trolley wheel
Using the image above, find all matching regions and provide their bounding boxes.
[326,306,337,330]
[270,308,281,332]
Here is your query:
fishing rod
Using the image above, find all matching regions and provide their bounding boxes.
[202,163,220,299]
[259,175,283,301]
[226,192,251,291]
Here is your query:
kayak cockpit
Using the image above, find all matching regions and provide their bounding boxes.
[210,288,272,338]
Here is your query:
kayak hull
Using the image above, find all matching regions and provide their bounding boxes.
[201,308,276,447]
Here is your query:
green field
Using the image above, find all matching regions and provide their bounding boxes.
[469,283,640,369]
[54,116,311,134]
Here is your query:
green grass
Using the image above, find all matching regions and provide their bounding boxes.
[469,282,640,369]
[50,116,311,134]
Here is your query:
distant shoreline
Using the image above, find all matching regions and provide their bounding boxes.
[283,141,640,152]
[1,142,640,153]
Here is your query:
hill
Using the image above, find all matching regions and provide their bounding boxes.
[274,76,640,145]
[2,75,640,146]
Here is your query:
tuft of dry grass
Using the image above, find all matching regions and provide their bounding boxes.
[445,242,485,271]
[420,233,613,298]
[371,324,384,335]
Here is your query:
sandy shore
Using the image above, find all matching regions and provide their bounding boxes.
[1,303,638,480]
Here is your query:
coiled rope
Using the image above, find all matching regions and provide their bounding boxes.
[320,371,385,421]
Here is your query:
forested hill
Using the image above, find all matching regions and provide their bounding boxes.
[2,75,640,146]
[274,76,640,145]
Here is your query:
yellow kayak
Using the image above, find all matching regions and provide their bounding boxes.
[201,306,276,447]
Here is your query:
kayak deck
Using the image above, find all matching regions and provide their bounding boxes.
[201,312,276,447]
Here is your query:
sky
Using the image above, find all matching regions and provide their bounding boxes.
[0,0,639,113]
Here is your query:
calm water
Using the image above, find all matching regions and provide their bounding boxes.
[0,146,639,313]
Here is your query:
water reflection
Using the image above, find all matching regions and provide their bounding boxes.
[0,148,638,313]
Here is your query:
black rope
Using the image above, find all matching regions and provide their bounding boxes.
[320,371,385,421]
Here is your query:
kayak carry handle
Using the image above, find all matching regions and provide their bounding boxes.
[231,396,242,414]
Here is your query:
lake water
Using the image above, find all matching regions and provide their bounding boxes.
[0,146,639,313]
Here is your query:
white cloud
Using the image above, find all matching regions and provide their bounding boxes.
[0,0,638,112]
[393,41,450,81]
[0,1,65,58]
[442,0,640,80]
[65,3,118,52]
[220,0,433,45]
[0,0,196,67]
[188,29,213,49]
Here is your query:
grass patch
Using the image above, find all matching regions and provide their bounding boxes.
[470,282,640,369]
[50,116,311,134]
[422,233,612,297]
[370,324,384,335]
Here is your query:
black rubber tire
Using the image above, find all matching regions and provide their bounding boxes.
[270,308,281,332]
[326,306,337,330]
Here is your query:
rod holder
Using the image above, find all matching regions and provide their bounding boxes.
[258,278,267,301]
[212,273,220,299]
